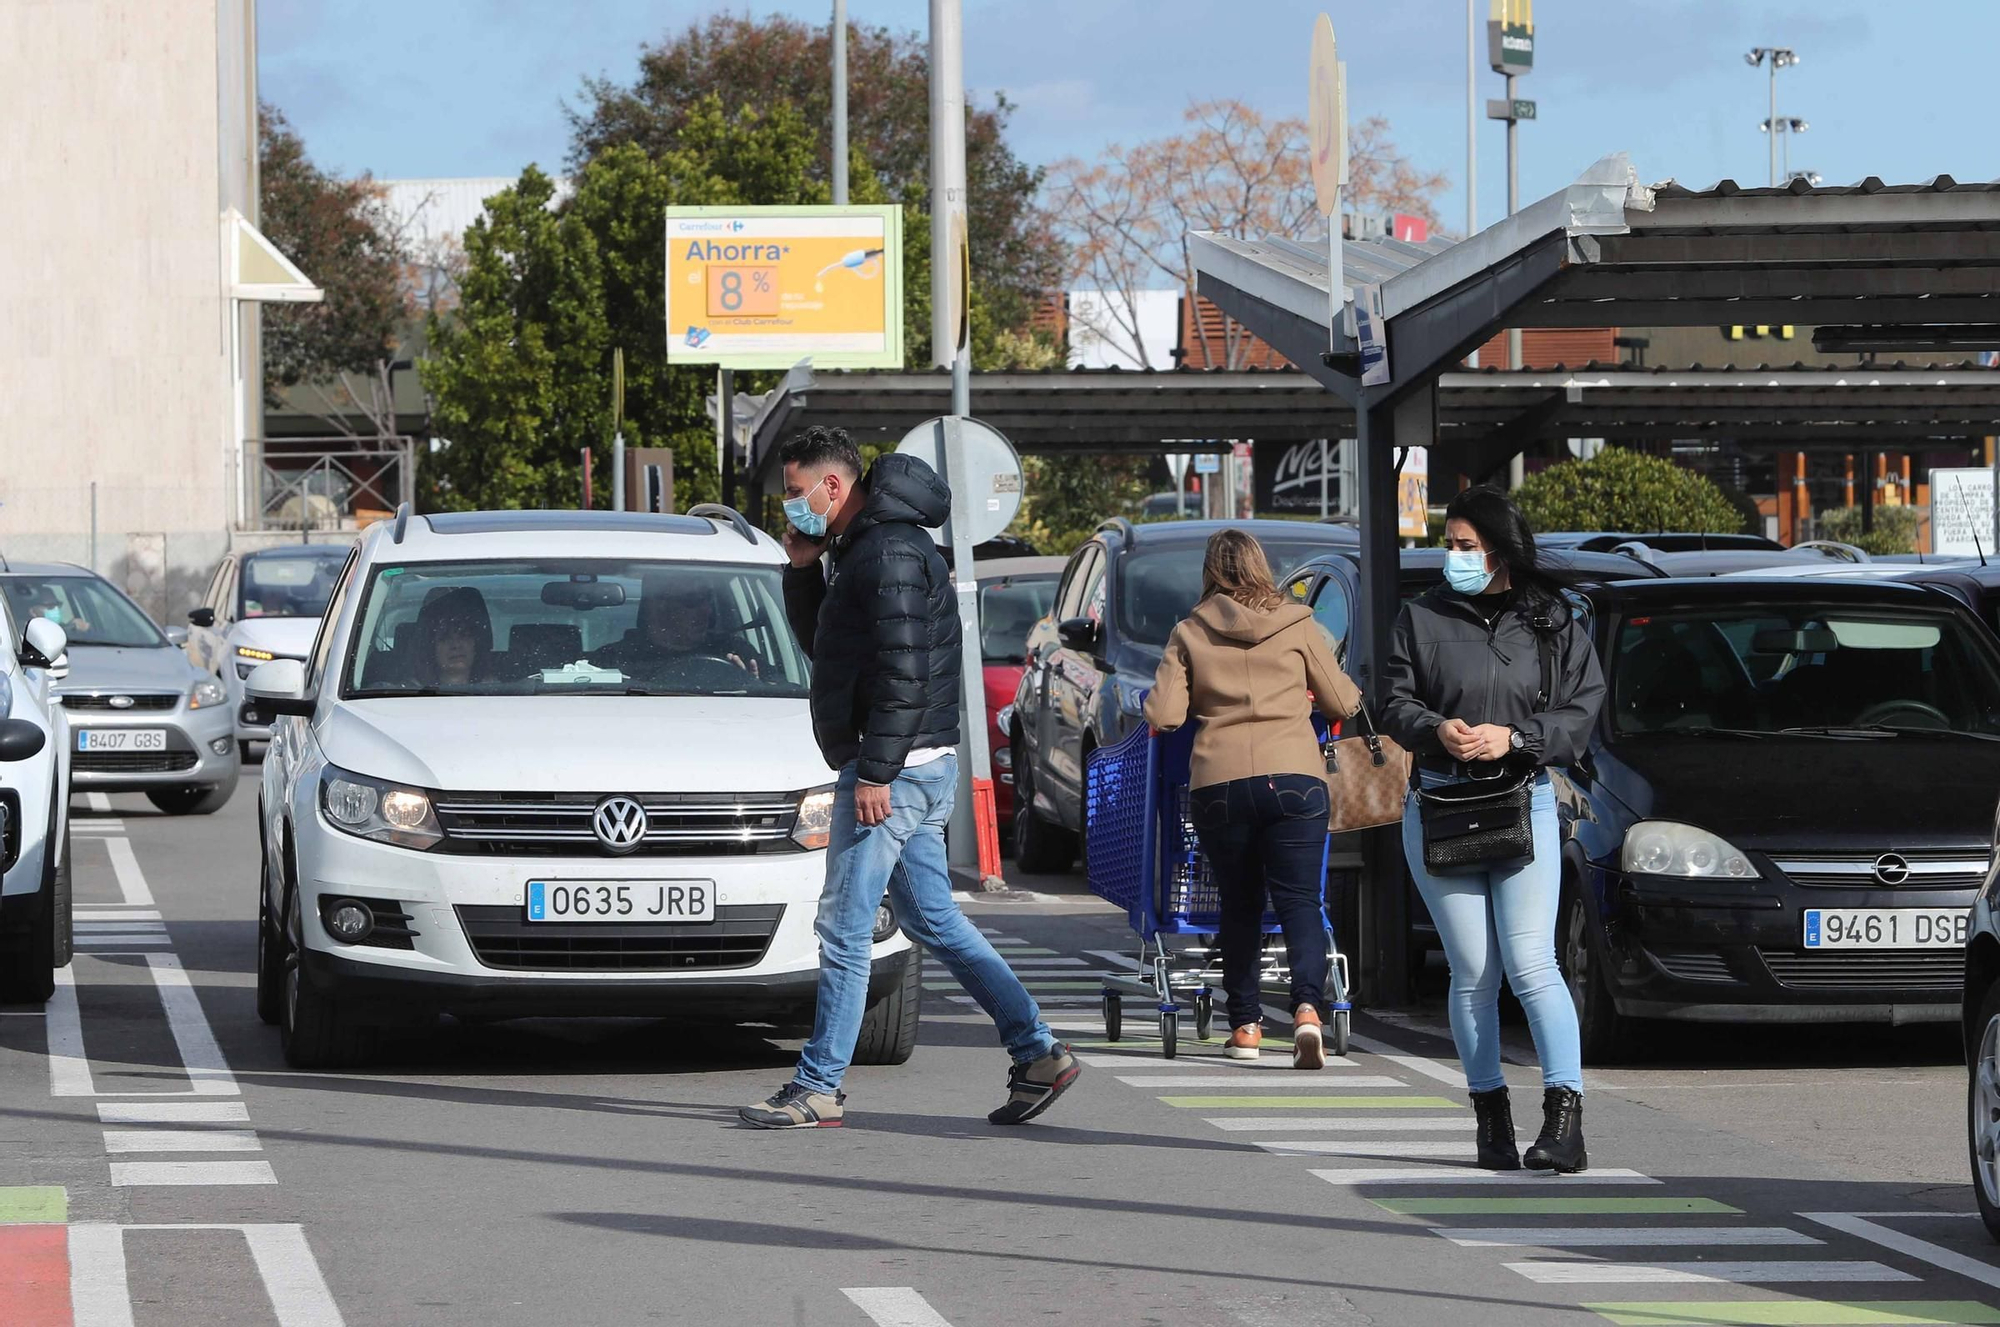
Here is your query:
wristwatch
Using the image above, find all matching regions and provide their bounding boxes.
[1508,726,1527,752]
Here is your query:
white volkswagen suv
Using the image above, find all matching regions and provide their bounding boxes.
[0,605,72,1003]
[247,505,919,1068]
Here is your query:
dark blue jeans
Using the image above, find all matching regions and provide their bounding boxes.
[1188,774,1331,1028]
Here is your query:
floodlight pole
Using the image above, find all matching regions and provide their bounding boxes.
[831,0,849,206]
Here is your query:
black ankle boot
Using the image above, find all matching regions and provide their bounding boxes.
[1523,1087,1588,1173]
[1469,1087,1520,1170]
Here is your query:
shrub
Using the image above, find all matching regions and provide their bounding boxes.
[1813,506,1923,557]
[1512,448,1745,536]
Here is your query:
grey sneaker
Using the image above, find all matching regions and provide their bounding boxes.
[739,1082,846,1129]
[988,1043,1083,1125]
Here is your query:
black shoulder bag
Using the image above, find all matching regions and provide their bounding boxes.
[1413,617,1557,873]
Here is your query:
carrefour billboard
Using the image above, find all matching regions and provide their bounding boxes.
[664,205,904,369]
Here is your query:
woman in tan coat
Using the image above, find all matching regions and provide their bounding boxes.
[1143,530,1363,1069]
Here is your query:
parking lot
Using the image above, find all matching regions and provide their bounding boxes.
[0,767,1995,1327]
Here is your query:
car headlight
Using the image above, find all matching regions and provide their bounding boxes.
[793,784,835,850]
[235,645,276,663]
[319,765,443,850]
[188,678,227,709]
[1621,820,1758,880]
[995,703,1015,734]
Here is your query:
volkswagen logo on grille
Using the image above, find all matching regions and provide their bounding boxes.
[108,695,135,709]
[1874,853,1912,886]
[592,796,649,854]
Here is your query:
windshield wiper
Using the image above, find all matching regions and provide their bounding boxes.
[1869,724,2000,742]
[1632,726,1770,739]
[1778,725,1898,739]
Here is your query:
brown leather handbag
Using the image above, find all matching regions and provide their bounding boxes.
[1323,703,1412,832]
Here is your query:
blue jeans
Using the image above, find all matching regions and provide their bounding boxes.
[793,754,1057,1095]
[1188,775,1332,1027]
[1401,772,1583,1094]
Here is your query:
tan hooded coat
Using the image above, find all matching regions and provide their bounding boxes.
[1142,596,1363,792]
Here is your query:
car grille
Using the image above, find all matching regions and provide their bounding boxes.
[1771,850,1988,891]
[1759,948,1965,990]
[1649,946,1735,983]
[73,750,199,774]
[0,789,19,872]
[455,903,784,972]
[431,791,804,857]
[60,693,180,711]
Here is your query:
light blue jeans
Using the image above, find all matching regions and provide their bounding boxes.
[1401,772,1583,1094]
[792,754,1057,1095]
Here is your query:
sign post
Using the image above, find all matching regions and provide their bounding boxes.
[1308,14,1347,348]
[1487,0,1536,486]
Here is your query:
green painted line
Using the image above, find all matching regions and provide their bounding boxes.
[1586,1303,2000,1326]
[0,1186,67,1223]
[1158,1095,1460,1109]
[1374,1196,1742,1216]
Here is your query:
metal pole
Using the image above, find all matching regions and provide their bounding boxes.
[1505,70,1524,490]
[612,431,626,512]
[1466,0,1477,240]
[1320,439,1330,519]
[831,0,849,205]
[720,368,736,512]
[1768,60,1778,188]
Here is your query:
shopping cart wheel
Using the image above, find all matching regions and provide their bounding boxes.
[1103,992,1123,1041]
[1331,1009,1350,1058]
[1160,1009,1179,1059]
[1194,991,1214,1041]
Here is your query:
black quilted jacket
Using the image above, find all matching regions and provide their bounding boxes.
[782,453,962,784]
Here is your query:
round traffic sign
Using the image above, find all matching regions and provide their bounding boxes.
[1308,13,1345,217]
[894,415,1024,546]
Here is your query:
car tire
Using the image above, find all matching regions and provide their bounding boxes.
[1560,885,1628,1065]
[254,857,285,1027]
[147,780,236,816]
[1011,735,1075,874]
[0,804,68,1004]
[852,948,922,1066]
[1969,979,2000,1243]
[280,890,376,1069]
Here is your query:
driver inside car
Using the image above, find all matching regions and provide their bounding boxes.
[599,576,761,679]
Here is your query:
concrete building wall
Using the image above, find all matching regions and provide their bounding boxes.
[0,0,253,619]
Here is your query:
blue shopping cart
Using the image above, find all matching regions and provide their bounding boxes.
[1084,720,1351,1059]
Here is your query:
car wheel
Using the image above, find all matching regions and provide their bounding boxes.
[254,857,285,1027]
[852,948,923,1066]
[280,889,376,1070]
[1969,980,2000,1243]
[1011,735,1075,874]
[1560,886,1628,1065]
[147,780,236,816]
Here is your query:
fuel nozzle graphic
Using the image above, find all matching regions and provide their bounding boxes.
[814,247,886,290]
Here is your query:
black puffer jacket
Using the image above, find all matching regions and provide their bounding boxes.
[1380,586,1606,776]
[783,453,962,784]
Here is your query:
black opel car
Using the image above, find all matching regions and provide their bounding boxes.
[1564,577,2000,1061]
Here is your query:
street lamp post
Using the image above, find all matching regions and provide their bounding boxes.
[1745,46,1800,186]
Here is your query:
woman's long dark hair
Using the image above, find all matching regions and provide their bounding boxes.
[1444,485,1570,618]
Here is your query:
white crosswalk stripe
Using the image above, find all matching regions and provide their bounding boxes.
[1503,1259,1913,1284]
[1205,1116,1467,1131]
[1309,1167,1658,1186]
[1254,1139,1476,1158]
[1434,1226,1823,1248]
[1117,1074,1407,1088]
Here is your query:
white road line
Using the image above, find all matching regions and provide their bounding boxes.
[948,995,1098,1006]
[842,1287,956,1326]
[1802,1211,2000,1291]
[1436,1226,1823,1248]
[102,1129,263,1153]
[98,1102,251,1124]
[1504,1260,1912,1284]
[1256,1139,1477,1158]
[1083,949,1146,971]
[103,836,155,906]
[1346,1033,1466,1086]
[1310,1167,1658,1186]
[1207,1117,1469,1131]
[75,926,169,935]
[68,1222,136,1327]
[240,1223,348,1327]
[75,937,172,947]
[47,964,96,1096]
[73,821,127,833]
[1117,1074,1407,1088]
[1078,1052,1355,1069]
[925,958,1092,968]
[110,1160,278,1186]
[86,791,113,811]
[74,911,163,922]
[146,953,239,1095]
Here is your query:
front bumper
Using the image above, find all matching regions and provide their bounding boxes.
[66,701,238,790]
[1591,867,1974,1024]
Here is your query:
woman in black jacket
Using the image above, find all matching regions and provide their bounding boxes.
[1380,486,1606,1174]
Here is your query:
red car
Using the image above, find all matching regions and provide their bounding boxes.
[974,557,1065,830]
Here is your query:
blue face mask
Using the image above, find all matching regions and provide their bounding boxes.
[1443,549,1495,596]
[783,477,831,539]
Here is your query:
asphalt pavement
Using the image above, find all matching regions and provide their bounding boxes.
[4,763,2000,1326]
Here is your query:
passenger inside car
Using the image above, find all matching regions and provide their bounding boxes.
[595,575,761,678]
[411,586,495,688]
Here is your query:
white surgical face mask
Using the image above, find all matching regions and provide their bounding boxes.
[1443,549,1495,595]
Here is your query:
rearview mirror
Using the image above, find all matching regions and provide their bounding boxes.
[0,718,46,763]
[1751,627,1840,655]
[245,658,314,717]
[21,618,66,670]
[1057,616,1101,655]
[541,580,627,611]
[164,625,189,647]
[188,607,216,628]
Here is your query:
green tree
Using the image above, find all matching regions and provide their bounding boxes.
[257,103,407,405]
[1814,506,1923,556]
[1512,447,1745,536]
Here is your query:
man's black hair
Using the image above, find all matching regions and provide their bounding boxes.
[778,424,862,479]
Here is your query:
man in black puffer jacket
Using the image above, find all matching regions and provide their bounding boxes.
[739,426,1081,1131]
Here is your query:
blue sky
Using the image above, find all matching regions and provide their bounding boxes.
[261,0,1998,235]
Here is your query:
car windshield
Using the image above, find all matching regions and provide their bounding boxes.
[1,575,164,648]
[342,559,810,699]
[979,576,1057,663]
[241,551,347,618]
[1118,538,1330,648]
[1611,603,2000,736]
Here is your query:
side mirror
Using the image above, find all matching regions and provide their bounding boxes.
[245,658,314,717]
[1057,616,1101,655]
[0,718,46,763]
[21,618,67,670]
[164,625,190,647]
[188,607,216,628]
